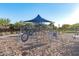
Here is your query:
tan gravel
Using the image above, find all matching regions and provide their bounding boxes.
[0,33,75,56]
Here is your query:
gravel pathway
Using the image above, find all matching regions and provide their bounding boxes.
[0,33,79,56]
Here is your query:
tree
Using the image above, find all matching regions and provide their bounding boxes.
[0,18,10,26]
[25,22,33,27]
[14,21,26,29]
[48,22,56,31]
[70,23,79,31]
[9,24,15,34]
[0,18,10,31]
[61,24,71,31]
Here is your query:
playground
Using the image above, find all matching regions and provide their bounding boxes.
[0,15,79,56]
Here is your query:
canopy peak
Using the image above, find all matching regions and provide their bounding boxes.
[24,15,51,23]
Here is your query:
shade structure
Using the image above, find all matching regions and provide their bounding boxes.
[24,14,51,24]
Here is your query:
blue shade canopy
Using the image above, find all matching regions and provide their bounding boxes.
[24,15,51,23]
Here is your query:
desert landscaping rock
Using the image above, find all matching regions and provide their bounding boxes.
[0,33,78,56]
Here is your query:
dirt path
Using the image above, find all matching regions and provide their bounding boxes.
[66,41,79,56]
[0,34,18,38]
[61,33,79,56]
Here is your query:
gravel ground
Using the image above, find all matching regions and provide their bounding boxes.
[0,33,78,56]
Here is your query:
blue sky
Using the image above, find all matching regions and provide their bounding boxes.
[0,3,78,26]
